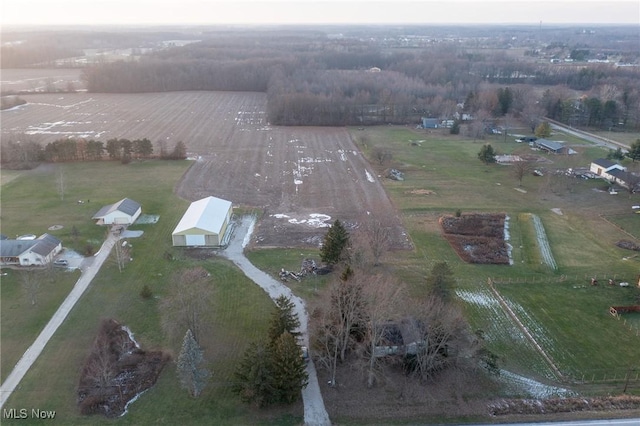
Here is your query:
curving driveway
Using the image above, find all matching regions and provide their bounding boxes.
[221,216,331,426]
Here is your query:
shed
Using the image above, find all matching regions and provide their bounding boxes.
[172,196,233,247]
[534,139,566,154]
[0,233,62,266]
[92,198,142,225]
[421,117,439,129]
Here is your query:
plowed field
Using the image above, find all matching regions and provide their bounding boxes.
[2,91,409,248]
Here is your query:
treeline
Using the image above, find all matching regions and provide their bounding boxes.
[0,136,186,169]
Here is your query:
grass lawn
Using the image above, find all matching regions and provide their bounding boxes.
[1,161,301,424]
[0,268,79,382]
[352,125,640,388]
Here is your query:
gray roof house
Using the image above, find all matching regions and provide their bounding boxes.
[0,233,63,266]
[92,198,142,225]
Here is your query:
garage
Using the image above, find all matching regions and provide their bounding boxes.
[171,196,233,247]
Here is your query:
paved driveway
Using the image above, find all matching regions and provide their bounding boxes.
[221,216,331,426]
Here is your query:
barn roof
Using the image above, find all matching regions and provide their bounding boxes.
[536,139,565,152]
[92,198,141,219]
[172,196,232,235]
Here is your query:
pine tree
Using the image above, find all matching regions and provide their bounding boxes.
[232,342,276,407]
[426,262,455,303]
[176,329,211,398]
[271,332,308,404]
[268,296,301,343]
[320,219,350,265]
[477,144,496,165]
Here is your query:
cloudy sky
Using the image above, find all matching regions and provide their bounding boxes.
[2,0,639,26]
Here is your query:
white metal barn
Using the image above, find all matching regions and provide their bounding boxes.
[92,198,142,225]
[172,196,233,247]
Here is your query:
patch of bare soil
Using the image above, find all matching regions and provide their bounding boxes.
[77,319,170,418]
[319,362,497,422]
[489,395,640,416]
[440,213,510,264]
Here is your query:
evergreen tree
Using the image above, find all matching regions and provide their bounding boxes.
[426,261,455,303]
[271,332,308,404]
[268,296,301,343]
[320,219,350,265]
[176,329,211,398]
[232,342,275,407]
[627,139,640,162]
[477,144,496,165]
[449,119,460,135]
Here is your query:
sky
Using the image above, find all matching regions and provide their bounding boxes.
[2,0,639,26]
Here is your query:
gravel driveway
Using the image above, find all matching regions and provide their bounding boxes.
[221,216,331,426]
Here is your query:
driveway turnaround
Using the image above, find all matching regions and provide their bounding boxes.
[221,216,331,426]
[0,232,118,409]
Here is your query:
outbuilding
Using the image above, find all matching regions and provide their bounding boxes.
[92,198,142,225]
[172,196,233,247]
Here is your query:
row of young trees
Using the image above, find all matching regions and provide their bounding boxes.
[0,136,187,168]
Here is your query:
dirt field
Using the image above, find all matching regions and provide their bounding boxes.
[1,91,409,248]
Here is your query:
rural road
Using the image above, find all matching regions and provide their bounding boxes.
[548,119,629,151]
[0,232,118,409]
[221,216,331,426]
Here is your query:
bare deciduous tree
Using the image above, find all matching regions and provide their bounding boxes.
[19,268,44,306]
[353,215,392,267]
[512,160,535,187]
[310,266,366,386]
[56,166,65,201]
[361,274,407,388]
[404,297,470,382]
[371,146,392,166]
[161,267,213,345]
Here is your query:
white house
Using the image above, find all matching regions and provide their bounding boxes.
[172,196,233,247]
[0,233,62,266]
[92,198,142,225]
[590,159,627,181]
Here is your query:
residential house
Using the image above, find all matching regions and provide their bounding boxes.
[0,233,62,266]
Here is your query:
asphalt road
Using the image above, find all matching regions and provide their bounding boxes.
[547,119,630,151]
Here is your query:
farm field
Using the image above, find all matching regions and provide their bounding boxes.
[1,91,409,249]
[0,68,85,93]
[2,87,640,423]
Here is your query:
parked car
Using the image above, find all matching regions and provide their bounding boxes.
[301,346,309,363]
[53,259,69,267]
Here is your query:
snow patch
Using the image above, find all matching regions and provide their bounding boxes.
[498,370,575,399]
[242,216,256,248]
[365,170,375,183]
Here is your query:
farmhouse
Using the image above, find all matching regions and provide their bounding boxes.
[374,318,423,358]
[0,233,62,266]
[92,198,142,225]
[172,196,233,247]
[590,158,626,180]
